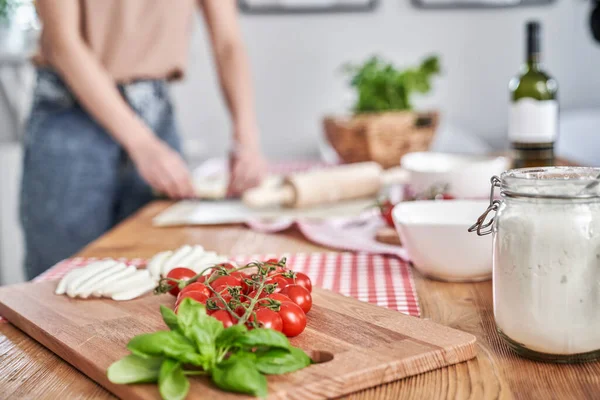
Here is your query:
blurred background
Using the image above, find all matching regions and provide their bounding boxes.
[1,0,599,284]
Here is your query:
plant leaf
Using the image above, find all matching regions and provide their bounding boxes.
[176,298,208,331]
[127,331,204,366]
[235,328,290,350]
[107,354,163,384]
[255,347,312,375]
[212,357,268,398]
[159,359,190,400]
[215,324,248,350]
[160,305,180,331]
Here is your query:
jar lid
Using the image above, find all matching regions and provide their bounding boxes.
[501,167,600,200]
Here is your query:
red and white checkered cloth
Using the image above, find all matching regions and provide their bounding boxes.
[0,252,419,322]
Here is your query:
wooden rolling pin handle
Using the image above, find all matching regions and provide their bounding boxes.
[242,185,296,208]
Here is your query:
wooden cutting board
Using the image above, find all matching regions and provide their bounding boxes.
[0,280,477,400]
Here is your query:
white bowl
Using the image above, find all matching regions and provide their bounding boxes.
[392,200,492,282]
[399,152,509,199]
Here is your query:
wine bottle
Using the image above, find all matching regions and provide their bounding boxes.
[508,21,558,169]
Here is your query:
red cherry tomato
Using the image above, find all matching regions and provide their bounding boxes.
[178,282,211,298]
[246,290,267,301]
[265,258,279,264]
[219,263,237,271]
[379,200,395,228]
[166,267,196,296]
[206,294,232,313]
[277,302,306,337]
[210,275,242,290]
[249,308,283,332]
[266,276,288,293]
[293,272,312,293]
[211,310,234,328]
[175,291,209,307]
[281,284,312,314]
[231,271,254,293]
[255,292,291,308]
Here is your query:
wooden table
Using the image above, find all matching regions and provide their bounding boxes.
[1,201,599,399]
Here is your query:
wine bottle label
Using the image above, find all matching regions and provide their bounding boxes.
[509,98,558,143]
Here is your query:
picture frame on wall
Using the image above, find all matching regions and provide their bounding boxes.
[239,0,379,14]
[412,0,554,8]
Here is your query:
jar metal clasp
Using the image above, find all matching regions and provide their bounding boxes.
[468,176,502,236]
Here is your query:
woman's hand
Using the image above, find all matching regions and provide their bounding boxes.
[128,135,196,200]
[227,144,267,197]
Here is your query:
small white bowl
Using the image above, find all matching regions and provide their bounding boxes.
[392,200,492,282]
[399,152,509,199]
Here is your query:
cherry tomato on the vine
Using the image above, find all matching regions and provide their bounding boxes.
[249,308,283,332]
[211,310,235,328]
[175,291,209,307]
[166,267,196,296]
[281,284,312,314]
[210,275,242,290]
[293,272,312,293]
[178,282,211,298]
[277,302,306,337]
[265,276,288,293]
[230,271,253,294]
[206,294,233,314]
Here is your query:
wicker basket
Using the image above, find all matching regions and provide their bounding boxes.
[323,111,439,169]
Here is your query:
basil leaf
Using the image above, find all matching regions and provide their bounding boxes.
[174,298,224,368]
[235,328,290,350]
[127,331,204,366]
[176,297,207,331]
[215,324,248,350]
[255,347,312,375]
[107,354,163,384]
[160,305,180,331]
[159,359,189,400]
[212,357,267,398]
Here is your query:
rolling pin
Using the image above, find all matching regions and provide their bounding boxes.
[242,162,408,209]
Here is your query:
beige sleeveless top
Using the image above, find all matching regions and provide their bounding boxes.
[36,0,196,82]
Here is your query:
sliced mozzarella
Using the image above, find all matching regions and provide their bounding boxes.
[92,265,138,297]
[102,270,152,297]
[175,246,205,270]
[146,250,173,281]
[111,279,156,301]
[76,262,127,298]
[56,268,87,295]
[161,245,193,276]
[147,250,172,281]
[66,260,117,297]
[188,252,219,274]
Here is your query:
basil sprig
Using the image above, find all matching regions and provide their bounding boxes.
[107,298,312,399]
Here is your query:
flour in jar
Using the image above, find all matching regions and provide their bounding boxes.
[494,198,600,355]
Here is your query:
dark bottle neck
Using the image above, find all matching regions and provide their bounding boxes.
[526,22,542,71]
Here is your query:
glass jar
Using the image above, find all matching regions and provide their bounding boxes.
[470,167,600,363]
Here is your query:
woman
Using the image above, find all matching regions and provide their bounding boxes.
[21,0,266,279]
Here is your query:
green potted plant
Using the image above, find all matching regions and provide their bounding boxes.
[323,55,441,168]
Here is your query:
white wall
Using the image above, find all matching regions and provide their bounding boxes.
[172,0,600,161]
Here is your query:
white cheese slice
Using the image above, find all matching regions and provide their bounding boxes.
[111,279,156,301]
[102,270,152,297]
[56,268,87,295]
[161,245,193,276]
[92,265,139,297]
[175,246,205,270]
[66,260,118,298]
[76,262,127,298]
[147,250,173,281]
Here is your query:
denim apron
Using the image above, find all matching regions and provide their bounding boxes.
[20,68,182,279]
